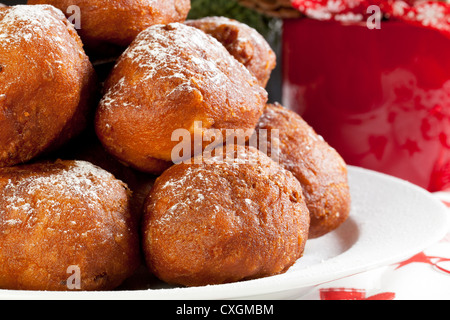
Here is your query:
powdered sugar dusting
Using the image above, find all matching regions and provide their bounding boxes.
[0,5,82,55]
[156,146,296,215]
[123,23,229,84]
[154,166,220,227]
[1,5,63,45]
[0,161,119,229]
[100,22,253,110]
[136,23,229,85]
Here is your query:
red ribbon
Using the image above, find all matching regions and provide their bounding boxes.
[395,251,450,274]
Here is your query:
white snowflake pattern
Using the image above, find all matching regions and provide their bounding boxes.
[326,0,345,13]
[344,0,362,9]
[413,3,446,27]
[391,1,409,16]
[305,7,333,20]
[334,12,364,22]
[293,0,450,38]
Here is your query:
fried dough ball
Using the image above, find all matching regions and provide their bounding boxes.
[96,23,267,175]
[0,160,140,291]
[185,16,276,88]
[255,103,351,238]
[49,130,158,217]
[0,5,96,168]
[27,0,191,53]
[142,145,310,287]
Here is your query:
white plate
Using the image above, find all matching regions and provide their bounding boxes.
[1,166,449,300]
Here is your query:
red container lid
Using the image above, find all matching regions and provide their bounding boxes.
[291,0,450,38]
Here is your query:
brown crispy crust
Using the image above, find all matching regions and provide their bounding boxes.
[27,0,191,49]
[142,146,310,287]
[0,160,140,291]
[185,16,277,88]
[95,23,267,174]
[256,103,351,238]
[0,5,96,168]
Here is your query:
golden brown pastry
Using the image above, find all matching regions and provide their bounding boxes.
[27,0,191,53]
[0,160,140,291]
[0,5,96,168]
[255,103,351,238]
[96,22,267,175]
[185,16,276,88]
[142,145,310,287]
[48,129,158,218]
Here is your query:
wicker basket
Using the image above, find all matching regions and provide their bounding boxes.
[237,0,301,18]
